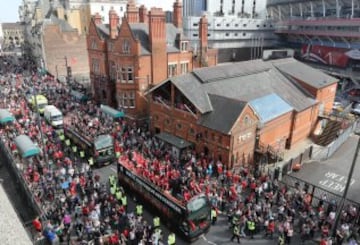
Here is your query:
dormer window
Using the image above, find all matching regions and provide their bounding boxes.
[122,39,130,54]
[180,41,188,52]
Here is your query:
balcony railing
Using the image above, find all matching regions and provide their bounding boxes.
[267,0,308,7]
[275,29,360,38]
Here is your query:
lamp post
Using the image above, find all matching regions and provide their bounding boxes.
[331,136,360,238]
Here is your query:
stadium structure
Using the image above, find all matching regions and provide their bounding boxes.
[267,0,360,86]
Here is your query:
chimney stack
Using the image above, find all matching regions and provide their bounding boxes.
[109,8,119,39]
[173,0,182,29]
[126,0,139,23]
[93,12,102,25]
[149,8,167,84]
[199,15,208,53]
[139,5,148,23]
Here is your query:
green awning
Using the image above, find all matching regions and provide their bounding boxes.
[0,109,15,124]
[100,104,124,118]
[155,132,193,150]
[14,135,40,158]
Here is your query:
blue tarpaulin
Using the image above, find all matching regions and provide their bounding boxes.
[249,93,293,123]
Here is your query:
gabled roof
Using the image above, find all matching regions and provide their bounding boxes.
[271,58,338,88]
[94,22,186,55]
[171,74,212,114]
[249,93,293,123]
[198,94,247,134]
[96,24,110,39]
[150,58,328,134]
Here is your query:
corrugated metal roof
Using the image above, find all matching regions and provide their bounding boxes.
[249,93,293,123]
[193,59,269,83]
[272,58,338,88]
[0,184,32,245]
[203,69,315,112]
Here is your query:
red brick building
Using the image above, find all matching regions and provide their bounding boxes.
[41,18,90,82]
[148,57,338,168]
[87,0,218,119]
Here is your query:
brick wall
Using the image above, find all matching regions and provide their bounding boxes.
[43,24,90,81]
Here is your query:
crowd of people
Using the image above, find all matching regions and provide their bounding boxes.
[0,55,360,245]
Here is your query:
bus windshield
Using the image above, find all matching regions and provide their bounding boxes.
[186,195,211,231]
[94,134,113,151]
[52,115,63,121]
[37,103,47,109]
[187,196,207,213]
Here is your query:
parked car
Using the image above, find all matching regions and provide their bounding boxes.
[351,102,360,115]
[348,88,360,97]
[332,101,343,111]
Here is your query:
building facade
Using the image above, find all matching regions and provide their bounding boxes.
[87,0,218,119]
[148,57,338,168]
[182,0,277,62]
[1,23,25,52]
[182,0,206,17]
[65,0,128,34]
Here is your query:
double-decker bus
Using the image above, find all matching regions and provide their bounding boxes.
[64,127,115,167]
[117,158,211,241]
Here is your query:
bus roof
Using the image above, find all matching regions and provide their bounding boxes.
[31,94,48,102]
[118,158,186,212]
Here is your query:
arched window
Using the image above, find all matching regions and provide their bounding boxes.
[122,39,130,53]
[243,115,252,127]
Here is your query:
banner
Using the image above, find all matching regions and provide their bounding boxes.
[300,44,360,68]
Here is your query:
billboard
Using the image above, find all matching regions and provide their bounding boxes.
[301,44,360,68]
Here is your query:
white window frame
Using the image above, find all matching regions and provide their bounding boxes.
[180,62,188,74]
[168,63,177,77]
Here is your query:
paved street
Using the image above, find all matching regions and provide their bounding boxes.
[94,163,317,245]
[290,134,360,204]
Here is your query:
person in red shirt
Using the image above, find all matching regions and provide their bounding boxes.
[266,219,275,239]
[109,231,119,244]
[32,216,42,233]
[320,235,328,245]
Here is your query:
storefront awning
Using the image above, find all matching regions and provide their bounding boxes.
[155,132,193,150]
[14,135,40,158]
[100,104,124,118]
[0,109,15,124]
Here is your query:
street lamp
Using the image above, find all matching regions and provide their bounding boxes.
[331,137,360,238]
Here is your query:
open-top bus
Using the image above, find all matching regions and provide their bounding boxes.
[64,127,115,167]
[117,157,211,241]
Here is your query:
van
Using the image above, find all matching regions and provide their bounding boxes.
[30,95,48,114]
[44,105,63,128]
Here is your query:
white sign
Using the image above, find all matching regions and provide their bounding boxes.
[319,171,355,193]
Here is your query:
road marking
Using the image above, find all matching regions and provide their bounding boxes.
[110,167,117,173]
[201,234,217,245]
